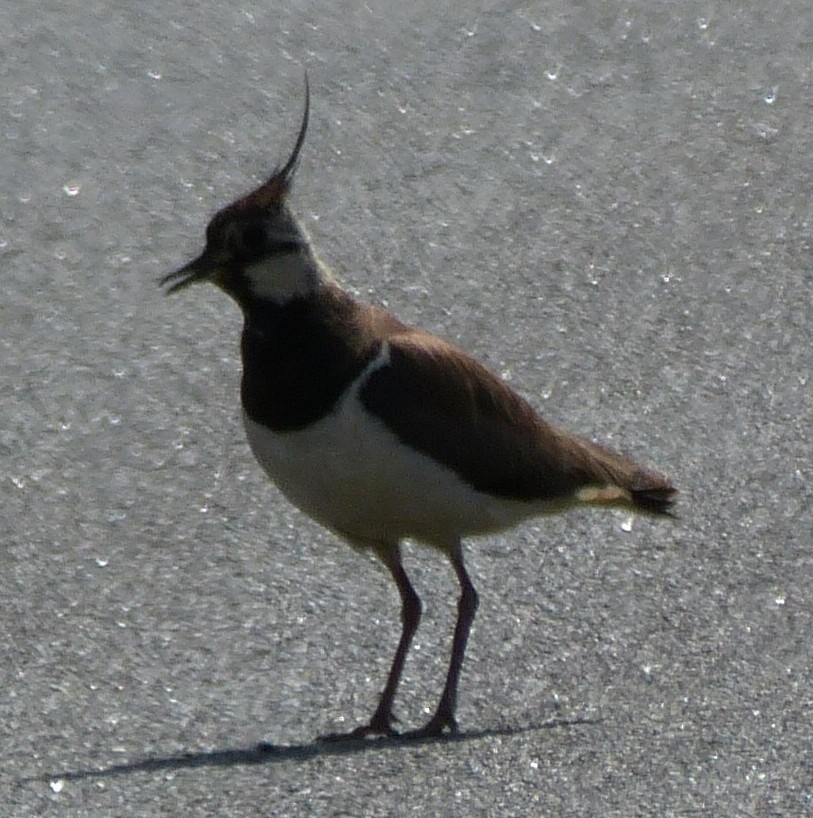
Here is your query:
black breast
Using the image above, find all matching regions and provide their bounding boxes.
[239,288,380,431]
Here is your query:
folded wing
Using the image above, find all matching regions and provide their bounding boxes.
[359,333,675,514]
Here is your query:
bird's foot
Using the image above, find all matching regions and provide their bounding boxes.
[317,706,460,743]
[318,711,399,743]
[401,709,458,740]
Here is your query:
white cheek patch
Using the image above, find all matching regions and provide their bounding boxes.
[245,254,317,303]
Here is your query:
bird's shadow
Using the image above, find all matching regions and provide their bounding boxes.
[38,716,600,784]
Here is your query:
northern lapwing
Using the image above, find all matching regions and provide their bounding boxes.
[162,79,676,740]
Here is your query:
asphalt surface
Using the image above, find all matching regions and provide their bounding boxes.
[3,1,811,816]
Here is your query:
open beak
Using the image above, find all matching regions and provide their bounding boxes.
[160,251,220,294]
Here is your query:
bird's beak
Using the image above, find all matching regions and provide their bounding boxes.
[160,251,221,295]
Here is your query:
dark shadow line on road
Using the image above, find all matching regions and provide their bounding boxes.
[34,716,601,783]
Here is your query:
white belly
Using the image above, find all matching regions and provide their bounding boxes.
[241,349,539,549]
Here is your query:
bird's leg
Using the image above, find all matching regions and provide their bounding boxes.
[407,541,479,739]
[364,546,422,735]
[320,543,421,741]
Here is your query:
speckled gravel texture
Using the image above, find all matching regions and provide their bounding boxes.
[3,2,811,816]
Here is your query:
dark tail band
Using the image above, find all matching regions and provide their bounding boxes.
[630,484,677,516]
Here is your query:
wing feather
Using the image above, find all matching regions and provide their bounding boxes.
[360,332,675,513]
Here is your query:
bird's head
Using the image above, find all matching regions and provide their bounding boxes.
[162,77,320,307]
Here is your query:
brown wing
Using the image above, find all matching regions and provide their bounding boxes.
[360,332,675,512]
[360,333,592,502]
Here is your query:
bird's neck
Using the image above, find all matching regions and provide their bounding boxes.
[239,284,380,431]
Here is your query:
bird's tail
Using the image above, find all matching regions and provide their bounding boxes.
[566,433,677,517]
[626,480,677,516]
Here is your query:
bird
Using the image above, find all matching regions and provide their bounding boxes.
[161,78,676,741]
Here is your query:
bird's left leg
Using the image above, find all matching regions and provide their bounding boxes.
[320,541,421,741]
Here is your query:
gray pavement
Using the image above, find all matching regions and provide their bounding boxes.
[2,1,811,815]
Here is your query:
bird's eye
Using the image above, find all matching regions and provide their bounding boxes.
[240,223,267,255]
